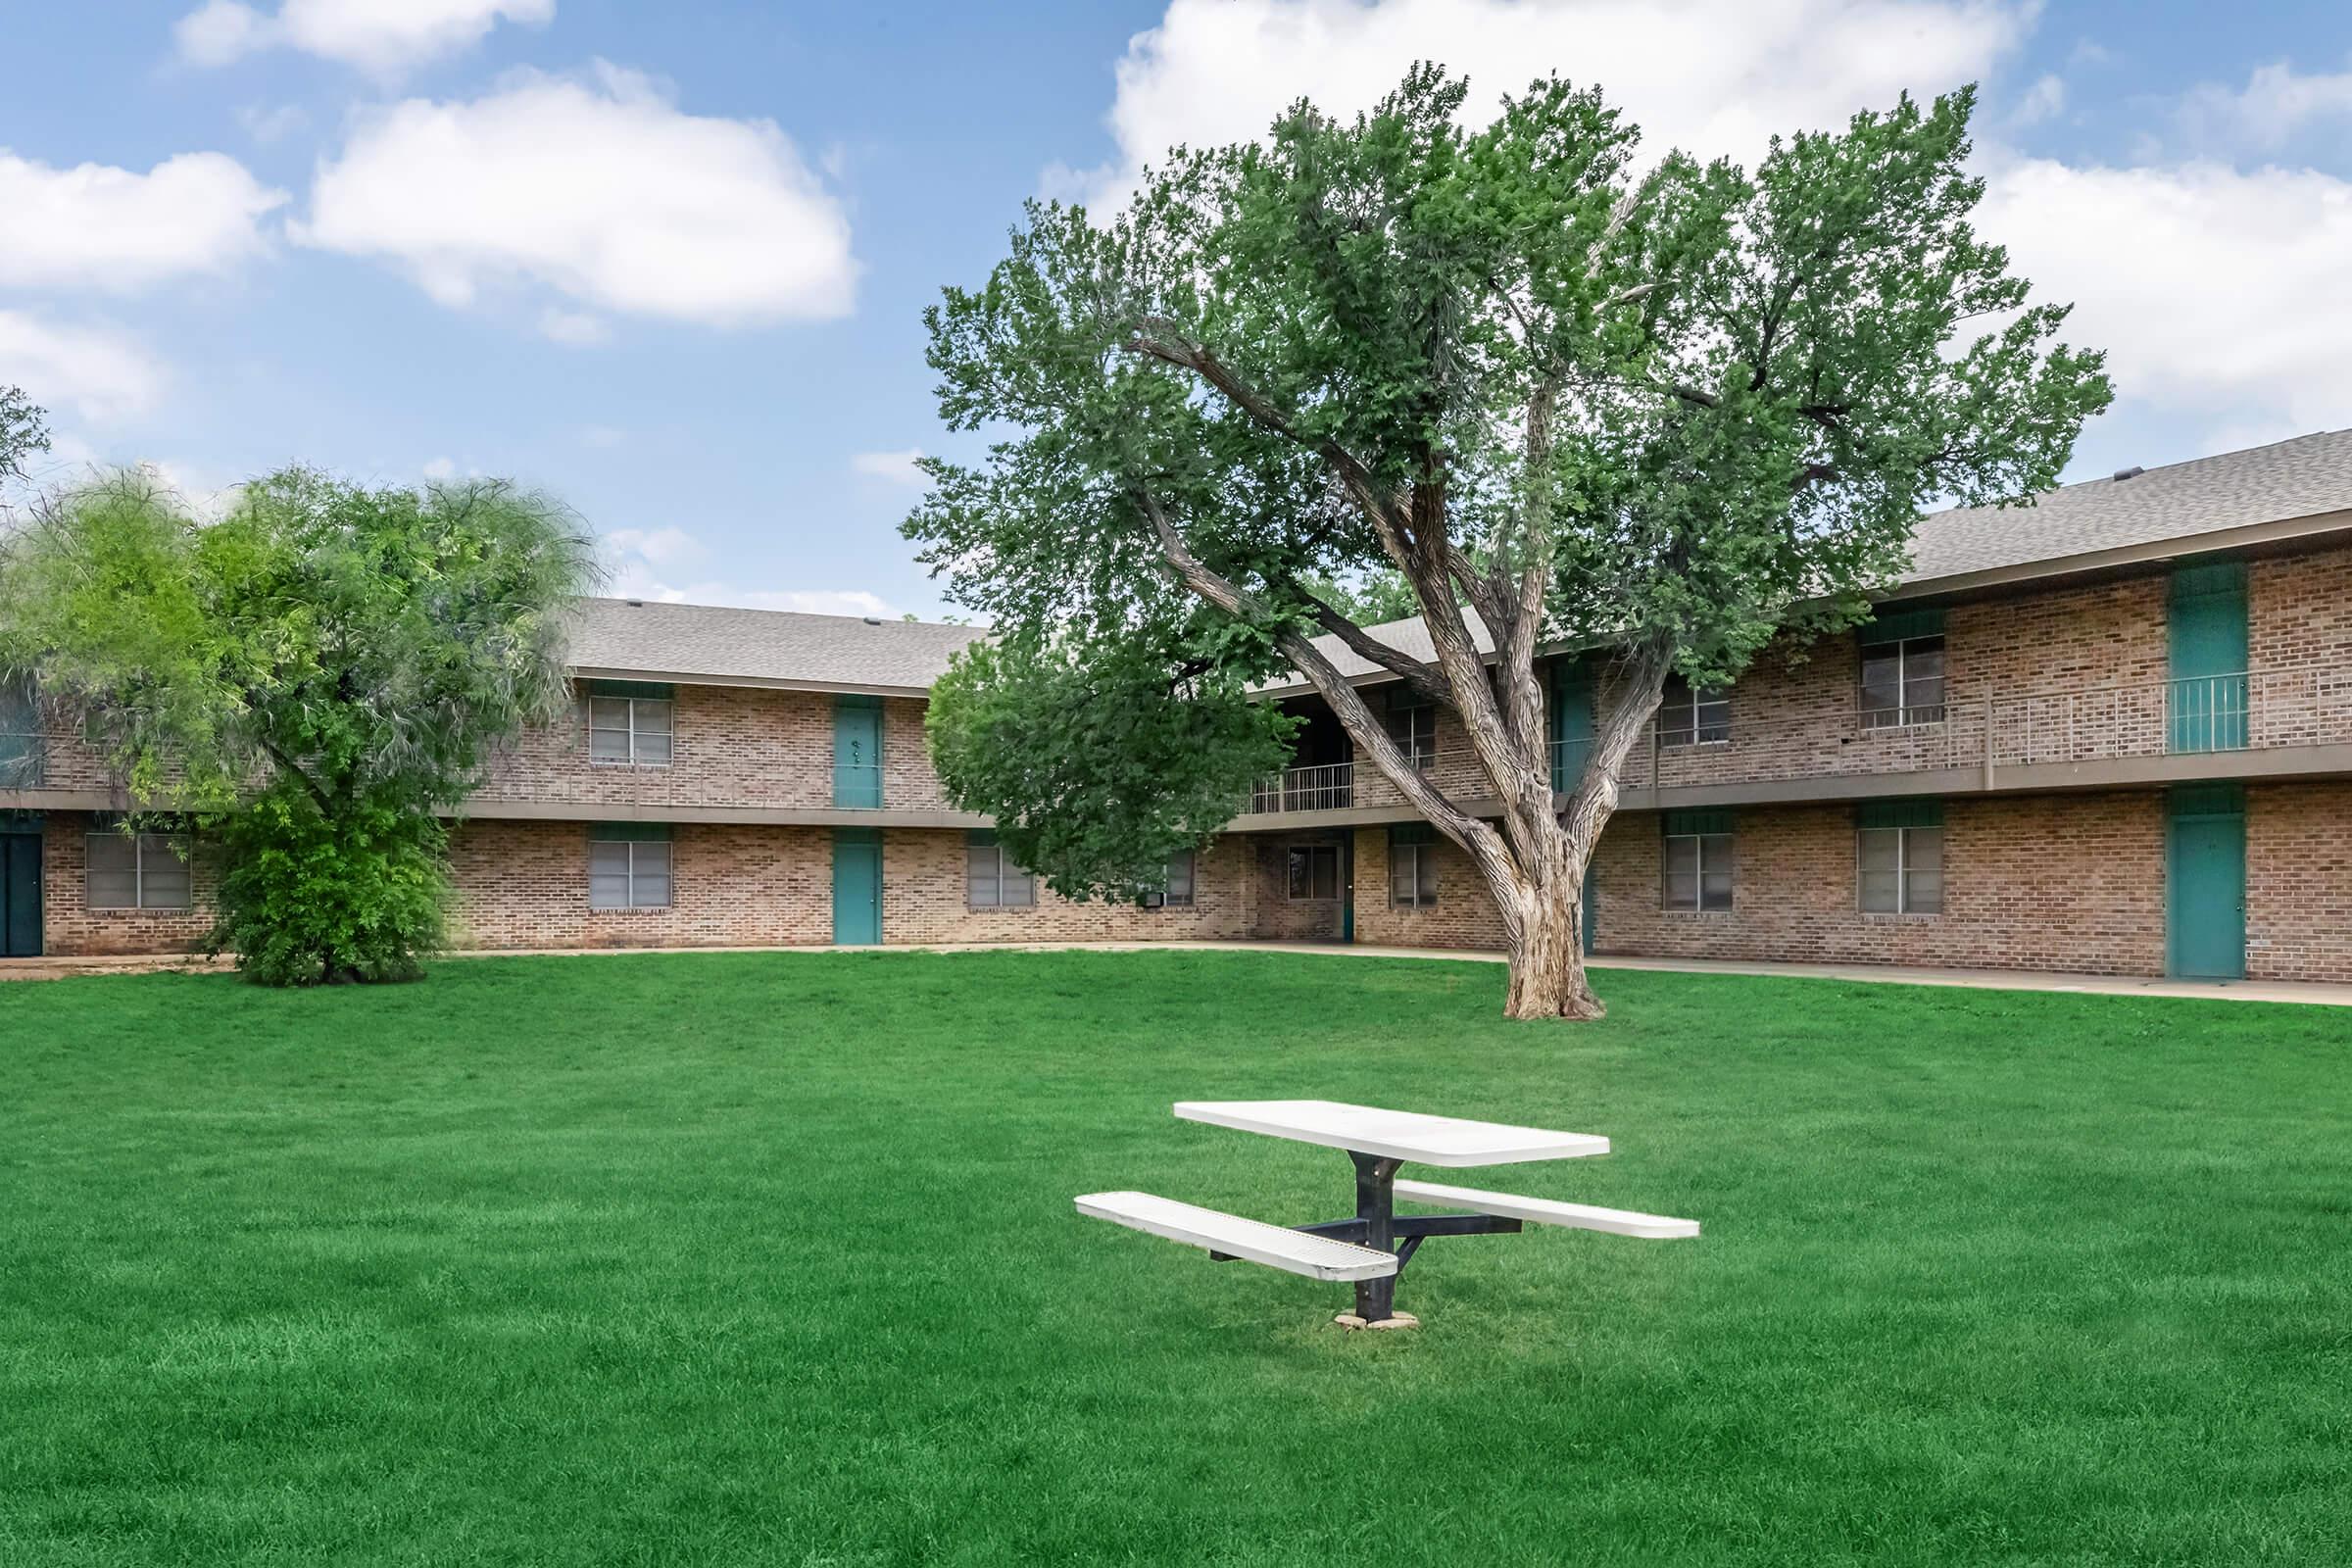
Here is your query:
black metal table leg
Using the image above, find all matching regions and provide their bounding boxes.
[1350,1150,1402,1323]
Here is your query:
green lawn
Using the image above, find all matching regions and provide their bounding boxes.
[3,953,2347,1566]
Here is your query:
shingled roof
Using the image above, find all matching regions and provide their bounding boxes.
[1285,428,2352,688]
[572,431,2352,694]
[567,598,988,694]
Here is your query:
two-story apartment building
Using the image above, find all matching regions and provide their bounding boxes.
[4,431,2349,982]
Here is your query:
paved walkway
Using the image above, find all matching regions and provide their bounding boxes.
[4,939,2348,1005]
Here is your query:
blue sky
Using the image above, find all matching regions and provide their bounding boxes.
[4,1,2351,619]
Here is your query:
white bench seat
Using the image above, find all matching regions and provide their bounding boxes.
[1395,1179,1699,1240]
[1075,1191,1399,1281]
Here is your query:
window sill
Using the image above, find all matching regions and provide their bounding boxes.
[589,905,673,914]
[588,760,673,770]
[1859,910,1944,920]
[86,906,193,915]
[1659,907,1735,916]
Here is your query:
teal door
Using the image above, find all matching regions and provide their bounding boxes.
[2166,788,2244,979]
[2168,563,2248,752]
[833,696,884,808]
[1580,861,1596,956]
[1548,660,1594,791]
[832,829,881,944]
[1,830,40,958]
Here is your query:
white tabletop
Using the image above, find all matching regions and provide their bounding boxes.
[1173,1100,1610,1167]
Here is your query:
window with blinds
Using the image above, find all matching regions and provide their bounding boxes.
[967,831,1036,908]
[588,824,672,909]
[85,830,192,910]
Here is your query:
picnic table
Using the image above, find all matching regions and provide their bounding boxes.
[1078,1099,1697,1329]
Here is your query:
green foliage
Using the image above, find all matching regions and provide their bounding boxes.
[210,791,448,985]
[0,384,49,486]
[0,466,599,984]
[906,67,2111,899]
[929,621,1297,900]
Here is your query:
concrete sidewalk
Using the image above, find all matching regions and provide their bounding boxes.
[4,939,2349,1005]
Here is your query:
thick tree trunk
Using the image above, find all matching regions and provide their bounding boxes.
[1502,878,1604,1021]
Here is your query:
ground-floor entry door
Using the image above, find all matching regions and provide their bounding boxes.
[832,829,881,945]
[2166,786,2244,980]
[1,828,41,957]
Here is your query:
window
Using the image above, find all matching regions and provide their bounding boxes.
[0,674,38,788]
[967,830,1035,908]
[1858,801,1943,914]
[85,829,192,910]
[1383,697,1436,768]
[1859,636,1946,728]
[586,681,674,765]
[1661,810,1734,912]
[1161,850,1196,908]
[589,824,671,909]
[1287,843,1341,901]
[1389,825,1439,907]
[1655,676,1730,747]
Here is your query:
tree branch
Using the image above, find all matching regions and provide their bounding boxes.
[1291,588,1454,710]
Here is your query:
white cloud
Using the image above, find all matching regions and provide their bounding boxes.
[602,526,897,617]
[421,456,458,480]
[603,525,705,569]
[1978,154,2352,439]
[537,307,610,345]
[0,312,170,422]
[294,64,857,330]
[2011,73,2066,127]
[176,0,553,74]
[235,103,311,143]
[2176,58,2352,153]
[0,149,284,292]
[850,448,928,487]
[1053,0,2033,207]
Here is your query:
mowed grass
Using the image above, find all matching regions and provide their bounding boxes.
[2,952,2347,1567]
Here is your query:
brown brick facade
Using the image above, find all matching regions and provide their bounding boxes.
[446,821,1260,950]
[1590,793,2170,975]
[36,811,215,956]
[2244,781,2352,982]
[469,686,954,813]
[8,542,2352,981]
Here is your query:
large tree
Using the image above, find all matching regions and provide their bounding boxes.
[0,467,599,984]
[906,69,2109,1020]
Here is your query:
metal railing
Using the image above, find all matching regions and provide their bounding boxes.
[1243,665,2350,814]
[1250,760,1354,812]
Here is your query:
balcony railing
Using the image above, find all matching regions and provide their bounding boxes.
[1251,760,1354,812]
[1244,665,2350,815]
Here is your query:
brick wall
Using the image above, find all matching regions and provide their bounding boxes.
[2245,781,2352,982]
[469,686,953,813]
[39,811,216,956]
[1591,793,2170,975]
[879,831,1252,945]
[1349,825,1510,951]
[448,821,1256,950]
[448,819,838,949]
[2250,544,2352,750]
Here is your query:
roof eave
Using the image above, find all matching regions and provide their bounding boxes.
[566,664,937,700]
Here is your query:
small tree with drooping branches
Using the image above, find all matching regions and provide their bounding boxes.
[0,466,600,984]
[907,68,2109,1021]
